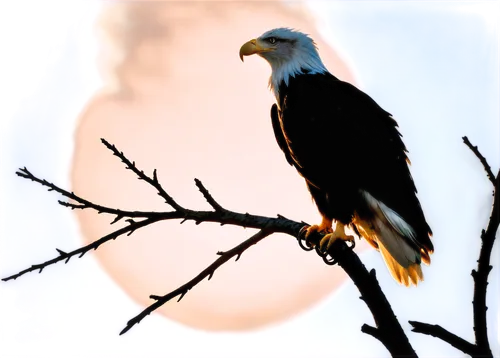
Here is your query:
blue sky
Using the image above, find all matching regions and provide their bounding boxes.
[0,1,498,357]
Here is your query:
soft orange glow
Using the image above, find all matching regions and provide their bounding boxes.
[72,1,359,331]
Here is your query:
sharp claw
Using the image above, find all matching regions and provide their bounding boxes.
[319,234,333,252]
[319,233,355,252]
[305,222,355,254]
[304,225,319,239]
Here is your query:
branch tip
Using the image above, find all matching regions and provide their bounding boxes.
[194,178,225,212]
[56,248,67,256]
[110,215,124,225]
[177,291,187,302]
[361,324,380,338]
[463,136,496,185]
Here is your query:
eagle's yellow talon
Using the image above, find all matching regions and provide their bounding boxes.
[318,223,354,252]
[319,232,354,251]
[304,225,319,239]
[304,216,333,240]
[319,233,334,251]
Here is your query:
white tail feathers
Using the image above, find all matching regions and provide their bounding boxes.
[356,190,428,286]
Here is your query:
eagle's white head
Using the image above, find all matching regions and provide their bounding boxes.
[239,28,327,98]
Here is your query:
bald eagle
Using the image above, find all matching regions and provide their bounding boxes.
[239,28,433,286]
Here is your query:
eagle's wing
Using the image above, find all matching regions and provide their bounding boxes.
[271,103,294,166]
[278,74,433,254]
[334,80,433,251]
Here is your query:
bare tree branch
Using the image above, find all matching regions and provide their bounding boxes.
[2,139,419,357]
[120,229,272,335]
[463,136,496,185]
[325,244,417,357]
[2,216,165,281]
[16,167,155,219]
[409,321,478,356]
[6,137,497,358]
[194,178,225,212]
[101,138,186,212]
[1,185,295,282]
[2,142,303,286]
[471,169,499,357]
[409,137,498,358]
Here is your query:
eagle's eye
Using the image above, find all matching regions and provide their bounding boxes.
[267,37,277,44]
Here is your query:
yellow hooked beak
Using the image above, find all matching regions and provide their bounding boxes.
[239,39,274,61]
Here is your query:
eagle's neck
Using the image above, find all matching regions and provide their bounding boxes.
[269,55,327,100]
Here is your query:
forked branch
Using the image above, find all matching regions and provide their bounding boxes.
[2,138,417,357]
[3,136,497,358]
[409,136,498,358]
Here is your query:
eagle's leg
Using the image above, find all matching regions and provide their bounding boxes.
[318,221,355,251]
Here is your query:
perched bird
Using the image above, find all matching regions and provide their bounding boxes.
[239,28,434,286]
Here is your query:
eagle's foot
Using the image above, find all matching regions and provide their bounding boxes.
[305,218,333,240]
[318,223,354,252]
